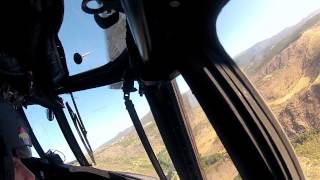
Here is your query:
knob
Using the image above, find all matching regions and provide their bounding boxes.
[73,52,91,64]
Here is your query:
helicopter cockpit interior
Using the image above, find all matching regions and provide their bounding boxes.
[1,0,315,179]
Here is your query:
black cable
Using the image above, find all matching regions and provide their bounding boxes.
[123,91,167,180]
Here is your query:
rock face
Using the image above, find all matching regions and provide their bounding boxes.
[236,13,320,138]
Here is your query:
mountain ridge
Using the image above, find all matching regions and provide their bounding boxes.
[92,9,320,180]
[235,8,320,76]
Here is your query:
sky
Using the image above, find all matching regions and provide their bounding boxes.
[25,0,320,162]
[217,0,320,57]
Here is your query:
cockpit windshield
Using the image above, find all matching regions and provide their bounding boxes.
[23,1,178,178]
[217,1,320,179]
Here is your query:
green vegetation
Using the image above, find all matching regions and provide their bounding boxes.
[292,130,320,161]
[292,130,320,179]
[157,149,171,173]
[200,152,228,171]
[157,149,179,180]
[292,129,320,145]
[233,174,242,180]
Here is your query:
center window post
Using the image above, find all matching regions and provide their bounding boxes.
[170,79,207,179]
[144,81,204,180]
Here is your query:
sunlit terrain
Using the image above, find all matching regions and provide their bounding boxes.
[235,10,320,180]
[91,9,320,180]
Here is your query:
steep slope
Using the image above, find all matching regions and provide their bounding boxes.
[241,23,320,137]
[235,11,320,180]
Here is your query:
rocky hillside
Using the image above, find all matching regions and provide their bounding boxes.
[237,12,320,138]
[235,10,320,180]
[236,9,320,76]
[91,9,320,180]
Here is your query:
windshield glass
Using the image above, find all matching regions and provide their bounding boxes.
[59,1,109,75]
[174,76,239,179]
[217,1,320,179]
[26,105,75,162]
[25,1,179,178]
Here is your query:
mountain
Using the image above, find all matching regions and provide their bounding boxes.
[92,9,320,180]
[236,9,320,76]
[235,9,320,180]
[236,11,320,138]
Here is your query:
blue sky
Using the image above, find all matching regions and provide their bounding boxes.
[26,0,152,162]
[25,0,320,162]
[217,0,320,57]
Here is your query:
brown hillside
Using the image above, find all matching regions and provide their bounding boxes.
[248,25,320,138]
[91,10,320,180]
